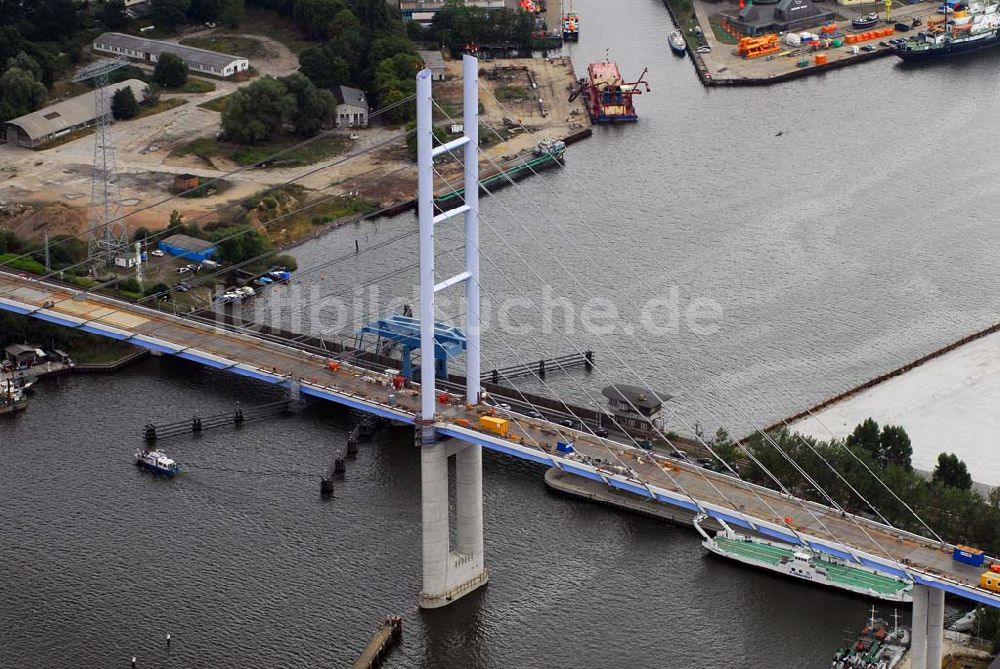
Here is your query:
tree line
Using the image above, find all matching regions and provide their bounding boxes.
[706,419,1000,558]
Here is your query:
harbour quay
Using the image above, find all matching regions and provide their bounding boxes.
[664,0,947,85]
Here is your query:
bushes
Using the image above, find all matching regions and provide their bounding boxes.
[111,87,139,120]
[0,253,45,274]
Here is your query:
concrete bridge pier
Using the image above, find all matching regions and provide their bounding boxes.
[910,584,945,669]
[418,435,488,609]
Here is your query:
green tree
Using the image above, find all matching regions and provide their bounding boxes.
[932,452,973,490]
[97,0,129,29]
[153,53,189,88]
[132,226,151,242]
[845,417,880,460]
[7,52,41,81]
[211,225,266,264]
[292,0,347,39]
[111,86,140,120]
[188,0,221,21]
[152,0,193,27]
[221,76,295,144]
[25,0,81,41]
[280,72,334,136]
[168,209,184,230]
[297,46,349,89]
[879,424,912,469]
[142,82,162,106]
[0,67,46,121]
[349,0,395,33]
[219,0,245,27]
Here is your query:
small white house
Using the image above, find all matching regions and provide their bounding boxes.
[418,50,447,81]
[115,252,142,269]
[334,86,369,128]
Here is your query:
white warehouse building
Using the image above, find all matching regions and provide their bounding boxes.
[92,32,249,78]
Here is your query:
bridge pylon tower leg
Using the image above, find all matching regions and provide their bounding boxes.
[415,56,488,609]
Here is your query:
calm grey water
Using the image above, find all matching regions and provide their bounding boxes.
[4,0,994,664]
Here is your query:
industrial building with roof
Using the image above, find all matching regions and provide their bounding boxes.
[726,0,836,36]
[92,32,250,78]
[333,86,369,128]
[158,234,217,262]
[417,50,447,81]
[601,383,671,435]
[3,79,148,148]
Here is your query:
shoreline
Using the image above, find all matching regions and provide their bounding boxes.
[765,318,1000,433]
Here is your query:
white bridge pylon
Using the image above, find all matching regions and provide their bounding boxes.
[416,56,488,608]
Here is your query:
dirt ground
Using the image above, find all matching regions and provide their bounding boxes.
[0,51,588,244]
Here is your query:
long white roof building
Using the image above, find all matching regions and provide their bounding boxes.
[93,32,249,78]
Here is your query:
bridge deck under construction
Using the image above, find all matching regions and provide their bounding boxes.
[1,269,997,608]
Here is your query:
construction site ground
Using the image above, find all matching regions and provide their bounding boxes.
[689,0,943,83]
[0,48,588,245]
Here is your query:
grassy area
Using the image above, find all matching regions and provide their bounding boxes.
[170,136,219,165]
[171,134,348,169]
[240,6,314,54]
[198,93,231,112]
[135,97,188,120]
[180,79,217,94]
[664,0,703,45]
[265,194,378,245]
[708,14,739,45]
[180,35,274,59]
[230,134,348,168]
[495,85,530,102]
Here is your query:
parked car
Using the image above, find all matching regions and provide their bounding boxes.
[862,44,878,51]
[560,418,578,429]
[526,410,543,419]
[150,249,164,257]
[594,427,609,438]
[175,267,190,274]
[669,449,689,461]
[696,457,718,471]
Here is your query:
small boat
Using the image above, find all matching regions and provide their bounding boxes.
[669,30,687,55]
[0,380,27,416]
[832,607,910,669]
[15,375,37,391]
[533,138,566,158]
[135,449,180,476]
[852,12,880,28]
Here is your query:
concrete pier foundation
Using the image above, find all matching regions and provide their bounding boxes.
[910,583,945,669]
[418,437,488,609]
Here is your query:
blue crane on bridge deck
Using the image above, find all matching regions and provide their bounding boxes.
[358,313,467,380]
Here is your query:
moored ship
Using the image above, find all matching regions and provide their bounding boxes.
[669,30,687,55]
[895,2,1000,60]
[853,12,881,29]
[569,59,650,123]
[695,517,913,603]
[0,380,27,416]
[831,607,910,669]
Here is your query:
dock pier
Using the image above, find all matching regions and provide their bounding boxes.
[352,615,403,669]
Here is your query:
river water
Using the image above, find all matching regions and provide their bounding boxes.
[4,0,994,665]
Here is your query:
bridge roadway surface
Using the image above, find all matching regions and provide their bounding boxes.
[1,269,998,608]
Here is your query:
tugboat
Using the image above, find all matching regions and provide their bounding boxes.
[669,30,687,55]
[0,380,27,416]
[135,448,180,476]
[895,2,1000,60]
[562,0,580,42]
[831,607,910,669]
[853,12,881,28]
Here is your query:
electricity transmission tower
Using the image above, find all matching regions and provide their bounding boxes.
[73,57,129,268]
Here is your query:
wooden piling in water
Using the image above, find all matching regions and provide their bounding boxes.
[352,616,403,669]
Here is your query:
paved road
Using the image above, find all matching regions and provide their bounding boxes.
[0,268,996,607]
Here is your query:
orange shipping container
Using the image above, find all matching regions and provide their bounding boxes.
[815,53,828,65]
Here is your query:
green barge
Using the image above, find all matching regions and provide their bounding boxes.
[434,140,566,209]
